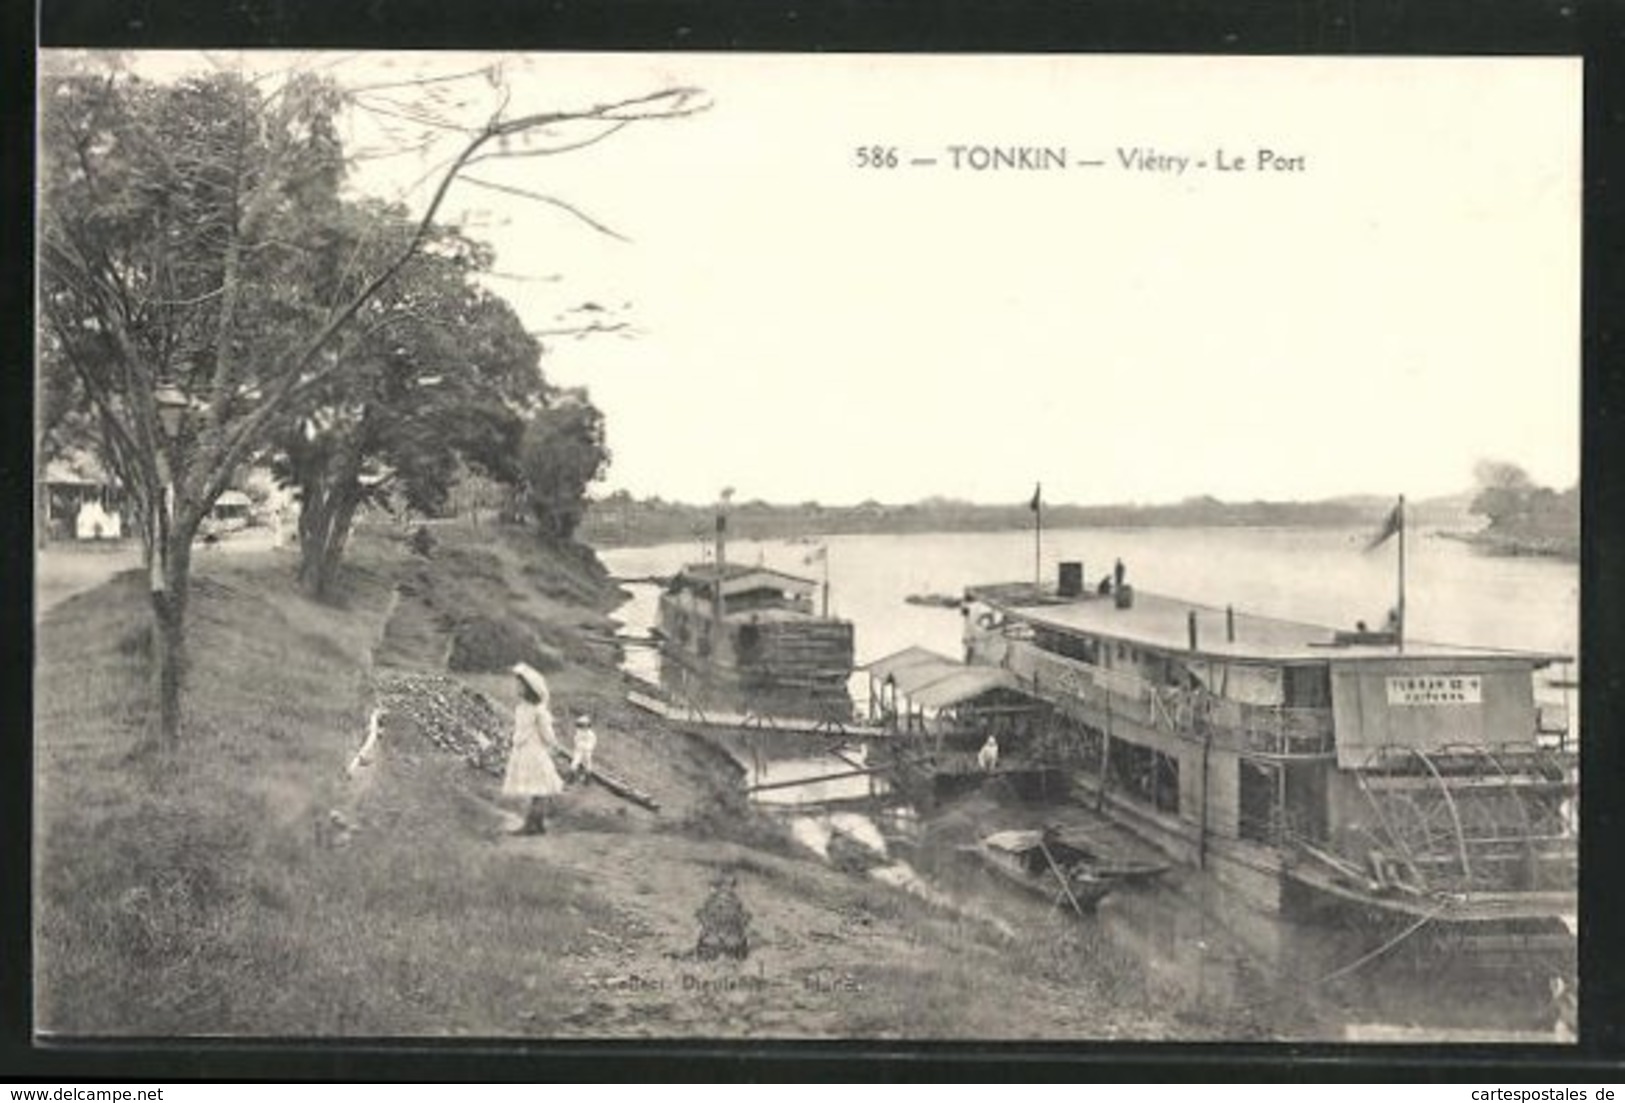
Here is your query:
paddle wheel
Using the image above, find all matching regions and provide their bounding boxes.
[1348,743,1576,897]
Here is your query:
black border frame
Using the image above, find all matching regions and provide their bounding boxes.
[12,0,1625,1082]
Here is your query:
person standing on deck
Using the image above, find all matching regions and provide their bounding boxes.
[505,663,565,834]
[978,734,1000,772]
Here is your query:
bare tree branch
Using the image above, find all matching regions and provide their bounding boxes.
[465,119,633,166]
[489,87,709,136]
[208,92,252,425]
[459,175,630,242]
[44,307,155,515]
[347,135,441,164]
[482,270,563,284]
[136,284,228,309]
[531,321,633,338]
[350,94,480,135]
[346,64,494,97]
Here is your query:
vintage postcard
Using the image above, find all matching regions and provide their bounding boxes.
[35,51,1580,1045]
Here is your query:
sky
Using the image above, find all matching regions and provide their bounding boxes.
[94,52,1581,506]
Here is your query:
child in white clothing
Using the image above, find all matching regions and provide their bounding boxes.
[570,714,598,783]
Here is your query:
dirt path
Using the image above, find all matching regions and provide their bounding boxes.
[35,545,141,616]
[36,532,287,618]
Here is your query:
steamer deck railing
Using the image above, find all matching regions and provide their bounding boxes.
[994,637,1335,757]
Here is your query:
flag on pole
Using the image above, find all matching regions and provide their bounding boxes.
[1364,500,1403,552]
[803,545,827,566]
[1030,483,1043,586]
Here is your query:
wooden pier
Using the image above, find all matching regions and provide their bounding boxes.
[627,689,889,740]
[742,764,894,795]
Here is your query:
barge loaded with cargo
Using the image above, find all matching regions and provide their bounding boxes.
[653,507,855,711]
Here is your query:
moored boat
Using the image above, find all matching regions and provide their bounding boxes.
[958,555,1577,962]
[966,828,1124,914]
[656,508,854,708]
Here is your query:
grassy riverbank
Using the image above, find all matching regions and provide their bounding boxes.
[34,521,1216,1039]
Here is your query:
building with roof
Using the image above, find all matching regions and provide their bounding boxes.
[39,454,126,542]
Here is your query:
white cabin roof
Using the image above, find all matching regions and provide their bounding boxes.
[968,582,1567,666]
[675,563,817,599]
[864,646,1026,708]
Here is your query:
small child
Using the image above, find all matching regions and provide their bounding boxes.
[570,714,598,783]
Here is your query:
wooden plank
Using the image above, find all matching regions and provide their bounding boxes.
[548,746,660,812]
[1038,837,1092,918]
[628,690,674,715]
[626,690,887,739]
[743,765,893,794]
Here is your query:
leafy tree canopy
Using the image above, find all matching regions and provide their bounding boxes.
[521,397,609,542]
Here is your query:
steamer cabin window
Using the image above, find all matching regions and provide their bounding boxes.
[1238,759,1327,844]
[1108,739,1180,815]
[1283,664,1331,708]
[736,621,763,662]
[1035,627,1098,665]
[1238,759,1281,843]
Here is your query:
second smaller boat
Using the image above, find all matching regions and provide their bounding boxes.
[967,827,1166,915]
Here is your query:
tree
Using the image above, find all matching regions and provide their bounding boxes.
[1469,460,1539,532]
[520,396,609,541]
[39,57,704,743]
[1468,459,1581,545]
[271,205,545,598]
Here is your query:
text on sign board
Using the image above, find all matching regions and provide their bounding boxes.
[1386,675,1483,706]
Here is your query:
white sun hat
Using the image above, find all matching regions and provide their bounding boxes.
[511,663,550,701]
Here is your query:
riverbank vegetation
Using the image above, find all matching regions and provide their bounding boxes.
[36,520,1238,1039]
[38,55,693,745]
[579,489,1471,548]
[1453,460,1579,561]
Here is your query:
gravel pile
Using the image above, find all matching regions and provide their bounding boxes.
[377,672,511,776]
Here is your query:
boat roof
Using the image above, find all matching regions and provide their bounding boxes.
[674,563,818,597]
[966,581,1568,665]
[863,647,1026,708]
[864,646,956,682]
[982,829,1045,853]
[723,606,826,623]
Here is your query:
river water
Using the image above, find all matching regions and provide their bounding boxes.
[601,525,1579,1041]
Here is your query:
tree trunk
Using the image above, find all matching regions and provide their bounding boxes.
[296,479,326,591]
[298,481,362,602]
[315,494,360,599]
[148,522,194,746]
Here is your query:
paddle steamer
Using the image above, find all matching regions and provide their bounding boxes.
[958,560,1576,957]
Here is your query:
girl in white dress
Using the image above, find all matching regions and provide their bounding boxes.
[504,663,565,834]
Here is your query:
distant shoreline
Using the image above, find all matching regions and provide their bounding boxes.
[582,510,1377,550]
[584,498,1581,560]
[581,496,1462,551]
[1436,529,1579,562]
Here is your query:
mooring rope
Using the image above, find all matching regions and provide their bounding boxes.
[1308,905,1443,988]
